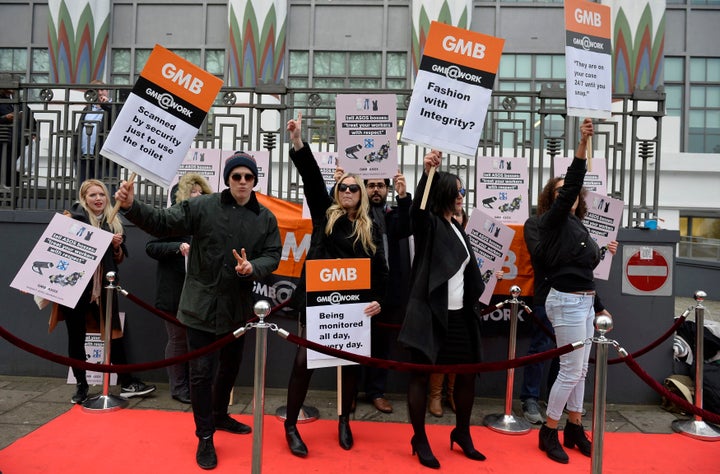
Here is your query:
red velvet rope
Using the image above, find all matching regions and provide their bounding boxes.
[282,331,578,374]
[0,323,240,373]
[621,352,720,424]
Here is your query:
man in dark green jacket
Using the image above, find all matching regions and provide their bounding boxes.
[115,152,281,470]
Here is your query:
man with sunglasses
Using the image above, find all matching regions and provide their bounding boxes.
[115,151,281,470]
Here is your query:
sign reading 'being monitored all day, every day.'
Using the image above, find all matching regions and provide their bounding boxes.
[101,44,224,187]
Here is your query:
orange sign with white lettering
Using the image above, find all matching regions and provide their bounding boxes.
[305,259,371,292]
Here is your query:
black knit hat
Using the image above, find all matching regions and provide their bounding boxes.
[223,151,258,186]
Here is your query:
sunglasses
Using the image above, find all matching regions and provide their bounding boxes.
[338,183,360,193]
[458,188,466,197]
[231,172,254,182]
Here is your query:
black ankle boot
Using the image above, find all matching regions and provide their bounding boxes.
[285,424,308,457]
[410,435,440,469]
[338,415,353,450]
[539,423,569,464]
[563,421,591,456]
[196,436,217,470]
[71,382,89,404]
[450,428,486,461]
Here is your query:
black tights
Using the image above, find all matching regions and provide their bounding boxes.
[285,343,358,427]
[408,371,476,440]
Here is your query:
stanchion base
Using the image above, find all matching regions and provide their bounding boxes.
[671,418,720,441]
[483,413,532,435]
[82,394,128,412]
[275,405,320,423]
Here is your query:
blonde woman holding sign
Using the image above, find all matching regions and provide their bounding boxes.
[284,113,388,457]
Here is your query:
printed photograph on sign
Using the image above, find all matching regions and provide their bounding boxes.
[335,94,397,179]
[581,190,623,280]
[475,156,529,224]
[465,208,515,304]
[10,213,114,308]
[554,156,607,195]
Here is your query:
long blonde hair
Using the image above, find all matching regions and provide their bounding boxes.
[78,179,123,233]
[325,174,376,255]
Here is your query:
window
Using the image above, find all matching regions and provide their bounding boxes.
[679,215,720,261]
[688,58,720,153]
[288,50,407,89]
[0,48,28,75]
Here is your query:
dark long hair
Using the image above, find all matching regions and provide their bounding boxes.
[537,176,588,218]
[429,171,461,218]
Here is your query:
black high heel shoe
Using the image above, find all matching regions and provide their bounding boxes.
[285,425,308,457]
[450,428,486,461]
[338,415,354,450]
[410,435,440,469]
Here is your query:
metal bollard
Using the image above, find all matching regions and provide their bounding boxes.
[251,300,272,474]
[483,285,531,434]
[591,313,615,473]
[671,290,720,440]
[83,271,128,412]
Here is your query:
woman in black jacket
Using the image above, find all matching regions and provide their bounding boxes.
[398,151,486,469]
[535,119,614,464]
[284,113,388,457]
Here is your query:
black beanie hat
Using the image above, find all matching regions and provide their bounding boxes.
[223,151,258,186]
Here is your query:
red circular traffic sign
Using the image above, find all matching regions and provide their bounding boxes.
[626,250,669,292]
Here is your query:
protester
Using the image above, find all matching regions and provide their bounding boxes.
[332,168,413,415]
[1,76,37,187]
[145,173,213,404]
[114,152,281,470]
[71,80,119,185]
[535,118,614,464]
[283,113,388,457]
[398,150,487,469]
[52,179,156,404]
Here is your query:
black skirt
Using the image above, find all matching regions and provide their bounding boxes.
[436,307,478,365]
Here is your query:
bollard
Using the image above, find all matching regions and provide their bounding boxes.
[671,290,720,440]
[83,271,128,412]
[483,285,532,434]
[251,300,272,474]
[591,313,615,473]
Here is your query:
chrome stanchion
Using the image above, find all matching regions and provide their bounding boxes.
[671,290,720,440]
[83,271,128,412]
[591,313,618,473]
[250,300,272,474]
[483,285,532,434]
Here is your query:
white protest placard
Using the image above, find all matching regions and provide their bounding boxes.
[475,156,529,224]
[565,0,612,119]
[305,258,372,369]
[101,44,223,187]
[401,21,504,158]
[582,191,623,280]
[302,151,338,219]
[165,147,223,206]
[10,213,114,308]
[335,94,397,179]
[554,156,607,195]
[465,208,515,305]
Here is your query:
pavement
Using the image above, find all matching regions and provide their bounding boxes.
[1,296,719,451]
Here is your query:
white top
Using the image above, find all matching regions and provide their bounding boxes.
[447,222,470,310]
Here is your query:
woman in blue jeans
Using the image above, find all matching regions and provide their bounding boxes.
[535,118,615,464]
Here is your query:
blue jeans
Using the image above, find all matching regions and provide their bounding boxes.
[520,304,556,402]
[545,288,594,421]
[186,327,245,439]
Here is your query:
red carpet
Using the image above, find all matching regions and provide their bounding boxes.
[0,407,716,473]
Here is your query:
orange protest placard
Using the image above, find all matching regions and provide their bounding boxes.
[305,258,371,293]
[421,21,504,74]
[140,44,223,111]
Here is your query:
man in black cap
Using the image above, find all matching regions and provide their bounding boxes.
[115,151,281,470]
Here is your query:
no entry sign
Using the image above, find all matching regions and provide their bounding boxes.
[622,245,673,296]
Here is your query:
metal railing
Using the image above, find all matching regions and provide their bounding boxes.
[1,80,665,227]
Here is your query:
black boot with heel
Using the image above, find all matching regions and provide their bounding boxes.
[539,423,569,464]
[338,415,354,450]
[410,435,440,469]
[449,428,486,461]
[563,421,591,456]
[284,424,308,457]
